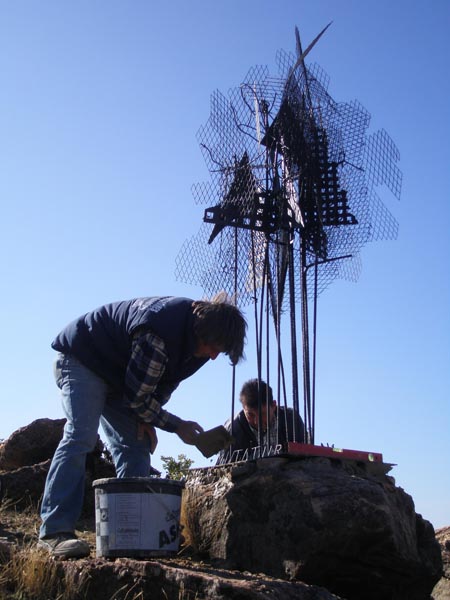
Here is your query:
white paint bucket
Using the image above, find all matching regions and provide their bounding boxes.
[93,477,184,558]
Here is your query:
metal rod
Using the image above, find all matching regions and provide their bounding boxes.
[300,237,312,443]
[257,249,268,454]
[288,236,300,441]
[250,230,261,381]
[230,227,239,435]
[265,244,271,446]
[311,259,319,444]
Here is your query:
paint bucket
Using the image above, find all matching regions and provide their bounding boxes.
[93,477,184,558]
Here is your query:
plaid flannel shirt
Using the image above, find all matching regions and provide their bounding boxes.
[249,416,279,447]
[125,331,181,432]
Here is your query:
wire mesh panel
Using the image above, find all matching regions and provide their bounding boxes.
[176,37,400,305]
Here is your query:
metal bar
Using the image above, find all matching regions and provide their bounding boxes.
[288,236,300,441]
[311,260,319,444]
[301,237,312,443]
[265,247,272,446]
[230,227,239,435]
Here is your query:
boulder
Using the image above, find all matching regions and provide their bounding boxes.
[0,459,52,509]
[182,456,442,600]
[0,419,116,514]
[0,451,116,513]
[0,418,66,470]
[48,557,345,600]
[432,526,450,600]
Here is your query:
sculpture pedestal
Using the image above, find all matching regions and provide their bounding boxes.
[182,456,442,600]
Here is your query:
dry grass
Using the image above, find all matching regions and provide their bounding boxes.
[0,548,198,600]
[0,498,201,600]
[0,543,77,599]
[0,496,96,599]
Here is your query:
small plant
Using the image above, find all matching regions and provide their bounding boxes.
[160,454,194,480]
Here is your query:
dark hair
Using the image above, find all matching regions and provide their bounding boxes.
[240,379,273,408]
[192,293,247,365]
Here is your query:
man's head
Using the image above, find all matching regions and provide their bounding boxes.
[192,293,247,365]
[240,379,276,431]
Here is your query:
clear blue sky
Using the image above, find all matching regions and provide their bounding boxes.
[0,1,448,529]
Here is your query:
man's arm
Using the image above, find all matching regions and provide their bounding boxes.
[125,331,203,442]
[125,331,182,432]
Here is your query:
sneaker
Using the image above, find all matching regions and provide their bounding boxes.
[38,532,90,559]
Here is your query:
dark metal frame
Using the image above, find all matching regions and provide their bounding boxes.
[176,26,401,457]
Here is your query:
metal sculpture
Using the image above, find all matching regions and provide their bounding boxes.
[176,25,401,456]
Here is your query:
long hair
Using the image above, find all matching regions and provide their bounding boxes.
[192,293,247,365]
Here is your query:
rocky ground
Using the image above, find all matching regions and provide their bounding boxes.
[0,503,344,600]
[432,526,450,600]
[0,501,448,600]
[0,419,448,600]
[0,420,342,599]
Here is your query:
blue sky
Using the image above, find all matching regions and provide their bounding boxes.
[0,1,448,529]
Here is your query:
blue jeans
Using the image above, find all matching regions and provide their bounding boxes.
[40,353,153,538]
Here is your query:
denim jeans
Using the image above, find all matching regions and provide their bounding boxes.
[40,353,153,538]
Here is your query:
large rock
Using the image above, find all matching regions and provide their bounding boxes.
[31,557,345,599]
[182,456,442,600]
[0,419,116,514]
[0,459,52,509]
[432,526,450,599]
[0,418,66,469]
[0,453,115,513]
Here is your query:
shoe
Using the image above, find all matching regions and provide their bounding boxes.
[38,532,90,559]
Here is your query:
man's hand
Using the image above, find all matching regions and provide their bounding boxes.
[175,420,204,445]
[137,422,158,454]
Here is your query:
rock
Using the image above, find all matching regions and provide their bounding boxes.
[0,419,116,515]
[432,526,450,600]
[0,451,116,514]
[0,538,13,564]
[52,557,345,599]
[0,459,52,509]
[182,457,443,600]
[0,418,66,470]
